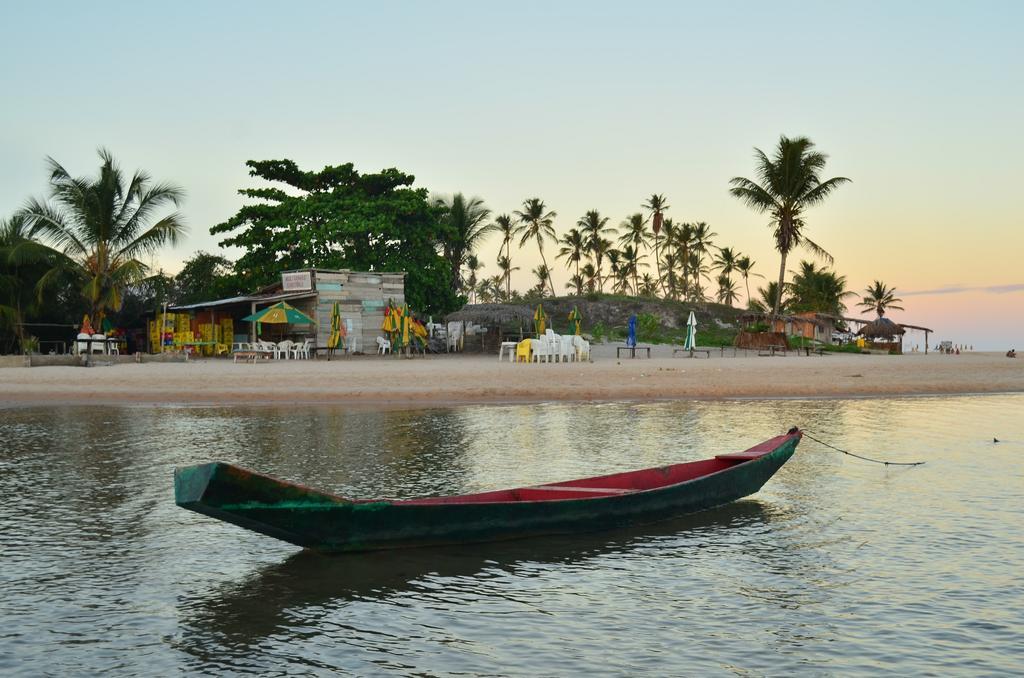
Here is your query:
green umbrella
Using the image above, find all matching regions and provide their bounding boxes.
[683,311,697,351]
[567,306,582,335]
[242,301,315,325]
[533,304,547,336]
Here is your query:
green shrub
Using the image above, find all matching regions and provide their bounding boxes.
[591,322,606,342]
[637,313,660,341]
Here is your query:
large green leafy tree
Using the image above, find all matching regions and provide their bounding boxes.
[19,149,187,322]
[210,160,461,314]
[730,136,850,317]
[173,251,241,305]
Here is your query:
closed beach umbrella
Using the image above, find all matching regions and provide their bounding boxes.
[534,304,547,336]
[382,303,396,333]
[81,314,95,335]
[568,306,582,335]
[627,314,637,348]
[327,301,342,351]
[683,311,697,351]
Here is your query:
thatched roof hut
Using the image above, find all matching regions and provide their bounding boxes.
[446,304,534,327]
[856,317,906,339]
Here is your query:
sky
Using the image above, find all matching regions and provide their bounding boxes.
[1,1,1022,348]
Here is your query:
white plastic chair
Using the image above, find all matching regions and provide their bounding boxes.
[531,337,552,363]
[377,336,392,354]
[75,333,90,355]
[558,335,574,362]
[276,340,294,359]
[292,338,313,359]
[572,335,591,362]
[91,334,106,354]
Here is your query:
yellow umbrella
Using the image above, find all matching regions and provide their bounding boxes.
[533,304,546,336]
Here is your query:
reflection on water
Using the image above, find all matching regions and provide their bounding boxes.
[1,395,1023,675]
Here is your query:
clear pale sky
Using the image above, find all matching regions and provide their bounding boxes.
[2,2,1021,348]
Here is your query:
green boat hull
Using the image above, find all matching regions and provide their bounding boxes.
[175,432,800,553]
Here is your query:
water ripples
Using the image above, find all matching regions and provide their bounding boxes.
[1,395,1022,674]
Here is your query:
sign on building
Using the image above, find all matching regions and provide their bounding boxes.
[281,271,313,291]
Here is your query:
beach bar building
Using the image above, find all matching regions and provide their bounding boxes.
[165,269,405,355]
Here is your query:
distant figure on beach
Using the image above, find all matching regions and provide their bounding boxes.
[1008,349,1017,358]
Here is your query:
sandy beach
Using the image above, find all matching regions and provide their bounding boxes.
[1,345,1020,407]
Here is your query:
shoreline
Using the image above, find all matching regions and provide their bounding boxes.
[1,348,1021,409]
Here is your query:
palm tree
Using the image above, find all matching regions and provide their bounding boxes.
[734,255,763,309]
[787,260,854,316]
[514,198,558,297]
[580,263,598,293]
[493,214,515,298]
[751,281,788,314]
[531,264,551,297]
[619,244,646,295]
[19,149,186,322]
[716,273,740,306]
[464,254,483,303]
[730,135,851,317]
[577,210,615,292]
[689,222,717,297]
[567,273,584,296]
[556,228,586,294]
[0,215,62,352]
[638,273,659,297]
[858,280,904,318]
[496,255,519,301]
[618,213,650,294]
[643,194,669,295]
[435,193,492,294]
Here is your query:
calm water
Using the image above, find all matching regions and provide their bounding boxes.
[1,396,1022,676]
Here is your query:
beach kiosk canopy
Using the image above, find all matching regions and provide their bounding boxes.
[242,302,314,325]
[856,317,906,339]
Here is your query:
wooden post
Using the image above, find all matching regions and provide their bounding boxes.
[924,330,929,354]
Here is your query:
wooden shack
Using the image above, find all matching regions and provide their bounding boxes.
[168,268,406,355]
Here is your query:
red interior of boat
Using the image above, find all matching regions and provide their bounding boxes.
[397,433,791,505]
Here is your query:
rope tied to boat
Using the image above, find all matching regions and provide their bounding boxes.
[801,430,926,467]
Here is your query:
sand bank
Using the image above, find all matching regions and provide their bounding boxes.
[1,344,1021,408]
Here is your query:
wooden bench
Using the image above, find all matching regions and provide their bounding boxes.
[617,346,651,358]
[233,350,273,363]
[673,348,711,358]
[758,345,787,357]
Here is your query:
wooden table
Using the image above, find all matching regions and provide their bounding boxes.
[617,346,651,359]
[498,341,519,362]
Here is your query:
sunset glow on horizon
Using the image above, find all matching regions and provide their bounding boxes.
[2,2,1021,348]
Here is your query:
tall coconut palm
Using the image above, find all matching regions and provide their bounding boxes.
[730,135,851,317]
[556,228,586,294]
[619,244,646,296]
[492,214,515,298]
[858,280,904,318]
[18,149,186,321]
[734,255,763,309]
[577,210,615,292]
[643,194,669,296]
[435,193,492,294]
[514,198,557,297]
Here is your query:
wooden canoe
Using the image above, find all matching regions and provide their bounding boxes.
[174,429,801,553]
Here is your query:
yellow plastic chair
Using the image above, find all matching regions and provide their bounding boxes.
[515,338,532,363]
